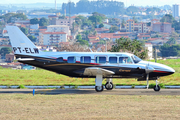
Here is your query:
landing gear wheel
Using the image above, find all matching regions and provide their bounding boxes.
[105,82,113,90]
[95,86,104,92]
[154,85,160,92]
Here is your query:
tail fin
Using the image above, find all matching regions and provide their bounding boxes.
[6,26,41,55]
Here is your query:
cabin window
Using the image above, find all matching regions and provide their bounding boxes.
[109,57,117,64]
[56,57,63,62]
[96,56,106,64]
[80,56,91,63]
[67,56,76,63]
[119,57,133,64]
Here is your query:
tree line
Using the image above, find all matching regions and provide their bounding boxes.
[62,0,124,15]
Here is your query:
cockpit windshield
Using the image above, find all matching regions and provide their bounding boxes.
[131,55,142,63]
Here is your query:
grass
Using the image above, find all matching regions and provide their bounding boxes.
[0,59,180,86]
[0,94,180,119]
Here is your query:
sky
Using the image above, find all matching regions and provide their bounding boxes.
[0,0,180,7]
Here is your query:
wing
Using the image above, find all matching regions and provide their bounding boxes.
[74,67,115,77]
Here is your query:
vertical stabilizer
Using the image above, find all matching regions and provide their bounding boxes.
[6,26,41,55]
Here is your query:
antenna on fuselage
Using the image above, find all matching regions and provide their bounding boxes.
[89,47,93,52]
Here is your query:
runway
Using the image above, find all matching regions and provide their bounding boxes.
[0,89,180,95]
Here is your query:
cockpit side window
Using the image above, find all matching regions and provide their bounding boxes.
[119,57,133,64]
[132,55,142,63]
[56,57,63,62]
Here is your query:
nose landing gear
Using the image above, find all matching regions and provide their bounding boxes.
[154,79,160,91]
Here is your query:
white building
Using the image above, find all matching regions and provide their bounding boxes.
[39,32,67,45]
[145,43,153,59]
[47,25,70,36]
[56,19,75,28]
[173,4,180,18]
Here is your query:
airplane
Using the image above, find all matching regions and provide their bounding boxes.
[6,26,175,92]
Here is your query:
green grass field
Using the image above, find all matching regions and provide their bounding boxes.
[0,59,180,86]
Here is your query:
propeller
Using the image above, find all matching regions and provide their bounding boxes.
[145,62,154,89]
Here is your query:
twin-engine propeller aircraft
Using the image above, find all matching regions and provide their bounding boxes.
[6,26,175,92]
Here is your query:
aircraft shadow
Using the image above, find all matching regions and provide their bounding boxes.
[1,89,180,95]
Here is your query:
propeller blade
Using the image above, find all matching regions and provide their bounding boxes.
[146,73,149,89]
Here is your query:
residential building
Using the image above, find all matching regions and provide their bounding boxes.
[147,38,168,45]
[173,4,180,18]
[88,35,99,41]
[95,28,109,33]
[5,53,15,62]
[48,15,75,29]
[29,24,39,37]
[48,15,58,25]
[56,19,75,27]
[2,29,8,38]
[138,22,149,33]
[137,34,151,40]
[47,25,70,36]
[151,19,159,26]
[39,31,67,45]
[126,19,134,32]
[152,22,172,33]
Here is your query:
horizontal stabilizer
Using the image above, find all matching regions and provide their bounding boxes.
[16,58,35,61]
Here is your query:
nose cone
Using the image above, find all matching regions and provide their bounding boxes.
[149,62,175,75]
[139,61,175,75]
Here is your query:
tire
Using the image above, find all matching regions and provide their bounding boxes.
[95,86,104,92]
[154,85,160,92]
[105,82,113,90]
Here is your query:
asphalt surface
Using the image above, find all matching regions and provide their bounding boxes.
[0,89,180,95]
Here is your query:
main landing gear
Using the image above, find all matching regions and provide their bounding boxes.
[105,78,113,90]
[95,74,114,92]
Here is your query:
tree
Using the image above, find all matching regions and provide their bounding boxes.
[0,47,12,57]
[109,38,148,59]
[30,18,39,24]
[171,31,179,38]
[146,22,151,26]
[160,14,174,23]
[109,26,119,33]
[14,13,27,20]
[76,34,82,40]
[121,19,125,28]
[39,17,48,26]
[126,6,139,14]
[133,16,138,23]
[166,38,176,45]
[83,30,90,40]
[146,7,161,14]
[99,23,104,28]
[20,27,28,35]
[28,35,36,42]
[88,12,105,26]
[77,39,89,46]
[160,44,180,57]
[0,13,27,23]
